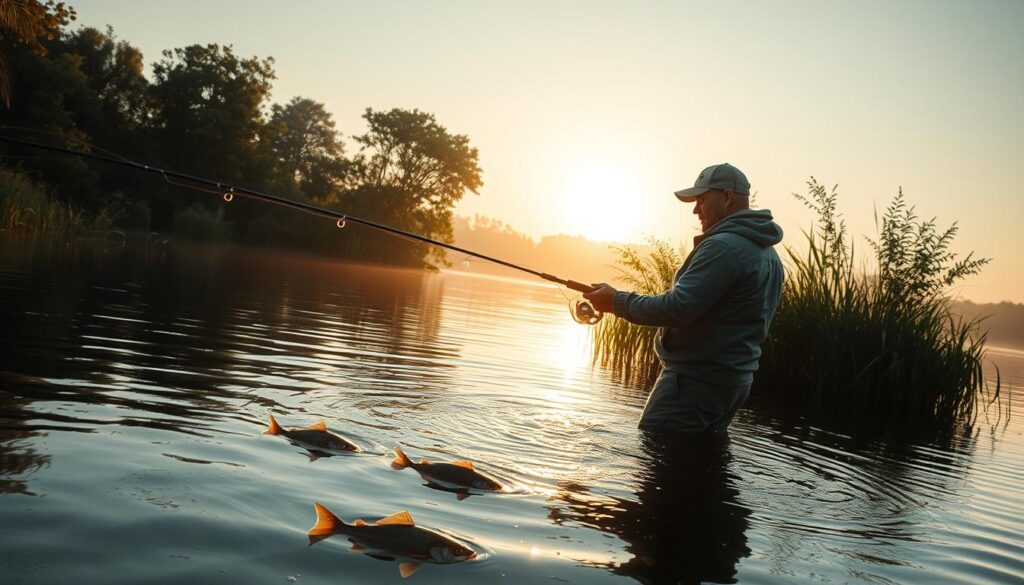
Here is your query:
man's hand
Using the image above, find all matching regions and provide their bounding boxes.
[583,282,619,313]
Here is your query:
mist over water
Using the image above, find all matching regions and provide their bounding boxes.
[1,237,1021,584]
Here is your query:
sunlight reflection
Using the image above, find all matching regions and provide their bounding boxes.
[545,317,592,383]
[480,536,628,567]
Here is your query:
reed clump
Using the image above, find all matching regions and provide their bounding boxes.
[591,238,683,385]
[592,178,1001,428]
[760,179,997,427]
[0,168,119,237]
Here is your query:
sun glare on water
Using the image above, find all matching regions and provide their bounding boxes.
[561,166,644,243]
[546,316,592,383]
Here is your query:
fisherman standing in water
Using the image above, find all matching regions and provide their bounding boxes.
[585,163,784,434]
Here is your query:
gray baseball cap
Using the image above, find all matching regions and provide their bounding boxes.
[674,163,751,202]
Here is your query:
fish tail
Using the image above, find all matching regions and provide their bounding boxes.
[309,502,347,536]
[265,414,284,435]
[392,447,413,469]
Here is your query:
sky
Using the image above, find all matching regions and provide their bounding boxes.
[74,0,1024,303]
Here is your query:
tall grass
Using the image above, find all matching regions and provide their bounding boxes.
[592,178,1003,430]
[0,168,120,237]
[591,238,683,386]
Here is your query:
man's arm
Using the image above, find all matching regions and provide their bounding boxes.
[585,238,739,327]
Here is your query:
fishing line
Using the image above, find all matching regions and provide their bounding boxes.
[0,132,604,323]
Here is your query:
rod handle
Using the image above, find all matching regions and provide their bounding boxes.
[565,280,597,294]
[534,273,598,293]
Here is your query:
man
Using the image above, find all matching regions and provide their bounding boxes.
[584,163,784,434]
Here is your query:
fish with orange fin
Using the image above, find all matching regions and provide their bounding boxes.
[264,414,360,456]
[392,447,503,499]
[308,502,476,578]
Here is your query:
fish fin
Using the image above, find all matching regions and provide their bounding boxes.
[308,502,345,536]
[307,533,330,546]
[450,460,475,470]
[307,451,321,463]
[307,420,328,431]
[376,511,415,526]
[420,459,432,465]
[456,492,470,501]
[399,562,420,578]
[265,414,283,435]
[354,519,367,526]
[392,447,412,469]
[350,542,366,551]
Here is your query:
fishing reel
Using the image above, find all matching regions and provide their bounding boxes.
[570,298,603,325]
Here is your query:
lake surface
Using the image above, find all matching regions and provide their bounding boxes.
[1,236,1022,584]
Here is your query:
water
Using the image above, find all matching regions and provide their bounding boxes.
[1,236,1021,584]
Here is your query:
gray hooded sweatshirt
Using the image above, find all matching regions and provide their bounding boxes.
[612,209,784,385]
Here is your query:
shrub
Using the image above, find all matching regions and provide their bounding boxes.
[127,199,152,231]
[172,201,233,242]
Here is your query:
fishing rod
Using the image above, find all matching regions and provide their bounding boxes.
[0,134,603,324]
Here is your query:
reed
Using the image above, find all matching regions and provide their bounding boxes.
[759,179,998,428]
[592,178,1002,428]
[591,238,683,385]
[0,168,120,237]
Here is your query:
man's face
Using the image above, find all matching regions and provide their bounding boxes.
[692,189,730,232]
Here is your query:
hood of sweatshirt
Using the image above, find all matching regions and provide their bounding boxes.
[697,209,784,248]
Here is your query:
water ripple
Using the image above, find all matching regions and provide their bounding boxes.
[1,238,1022,585]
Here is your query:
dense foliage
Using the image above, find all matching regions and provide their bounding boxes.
[0,166,116,235]
[0,0,76,105]
[0,19,481,268]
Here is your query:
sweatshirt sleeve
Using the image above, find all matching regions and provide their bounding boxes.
[611,237,739,327]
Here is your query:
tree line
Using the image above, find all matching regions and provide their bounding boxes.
[0,5,482,269]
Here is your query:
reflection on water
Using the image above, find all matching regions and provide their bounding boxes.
[549,433,750,584]
[0,412,49,496]
[1,235,1023,584]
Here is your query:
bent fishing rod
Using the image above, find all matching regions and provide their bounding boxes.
[0,134,603,322]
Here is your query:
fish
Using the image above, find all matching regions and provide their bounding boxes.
[308,502,477,578]
[392,448,503,498]
[264,414,360,455]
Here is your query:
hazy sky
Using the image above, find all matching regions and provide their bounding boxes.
[75,1,1023,303]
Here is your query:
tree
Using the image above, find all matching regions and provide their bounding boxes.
[150,44,275,186]
[41,27,155,216]
[346,107,482,268]
[0,0,75,106]
[0,19,99,205]
[57,27,150,138]
[266,96,351,200]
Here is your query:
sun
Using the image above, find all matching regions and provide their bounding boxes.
[561,166,644,243]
